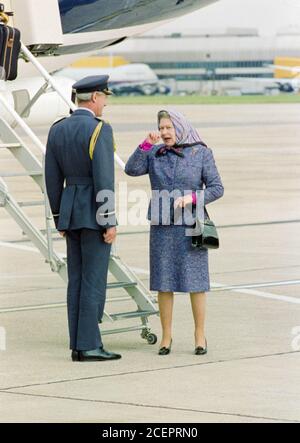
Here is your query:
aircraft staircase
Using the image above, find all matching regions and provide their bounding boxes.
[0,43,158,344]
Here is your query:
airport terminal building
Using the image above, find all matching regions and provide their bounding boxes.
[104,28,300,94]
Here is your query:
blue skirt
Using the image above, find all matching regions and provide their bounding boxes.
[150,224,210,293]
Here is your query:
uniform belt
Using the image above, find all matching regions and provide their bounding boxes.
[66,177,93,186]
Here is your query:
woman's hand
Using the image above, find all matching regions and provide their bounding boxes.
[146,132,161,145]
[174,194,194,209]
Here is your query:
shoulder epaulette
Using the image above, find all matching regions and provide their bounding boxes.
[89,119,116,157]
[96,118,112,128]
[51,117,67,127]
[103,120,116,152]
[102,120,116,151]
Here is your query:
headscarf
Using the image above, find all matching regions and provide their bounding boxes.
[159,108,207,146]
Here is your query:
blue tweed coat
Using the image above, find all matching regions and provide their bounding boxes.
[125,144,224,293]
[125,144,224,224]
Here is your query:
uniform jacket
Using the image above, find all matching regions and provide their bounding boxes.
[45,109,116,231]
[125,144,224,225]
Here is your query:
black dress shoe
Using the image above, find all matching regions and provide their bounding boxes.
[195,339,208,355]
[158,339,172,356]
[71,350,79,361]
[75,348,122,362]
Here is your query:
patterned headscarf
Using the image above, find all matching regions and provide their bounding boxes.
[158,109,207,147]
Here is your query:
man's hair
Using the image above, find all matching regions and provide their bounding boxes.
[76,91,106,103]
[76,92,94,103]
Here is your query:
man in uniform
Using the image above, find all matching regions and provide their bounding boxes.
[45,75,121,362]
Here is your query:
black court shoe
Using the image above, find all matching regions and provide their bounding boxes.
[195,339,208,356]
[158,339,173,356]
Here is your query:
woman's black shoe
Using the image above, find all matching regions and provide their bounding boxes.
[195,339,207,355]
[158,339,172,355]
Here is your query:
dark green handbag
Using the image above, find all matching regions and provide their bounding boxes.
[191,208,219,250]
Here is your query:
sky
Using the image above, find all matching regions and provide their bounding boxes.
[149,0,300,36]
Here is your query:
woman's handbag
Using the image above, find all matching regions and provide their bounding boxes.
[191,212,219,250]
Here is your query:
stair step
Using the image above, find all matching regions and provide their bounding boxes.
[107,282,138,290]
[0,143,21,149]
[40,228,58,235]
[0,171,42,178]
[110,310,157,321]
[17,200,45,207]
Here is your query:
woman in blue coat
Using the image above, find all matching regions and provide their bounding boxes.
[125,109,224,356]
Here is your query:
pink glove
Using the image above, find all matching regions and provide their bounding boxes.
[192,192,197,205]
[139,140,153,151]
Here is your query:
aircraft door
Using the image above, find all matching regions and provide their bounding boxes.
[10,0,63,53]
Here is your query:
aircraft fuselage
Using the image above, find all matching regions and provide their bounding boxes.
[56,0,218,54]
[59,0,216,34]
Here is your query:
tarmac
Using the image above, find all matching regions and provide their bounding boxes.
[0,103,300,423]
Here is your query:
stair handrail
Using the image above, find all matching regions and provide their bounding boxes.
[20,43,126,170]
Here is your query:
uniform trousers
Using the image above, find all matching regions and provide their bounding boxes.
[66,229,111,351]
